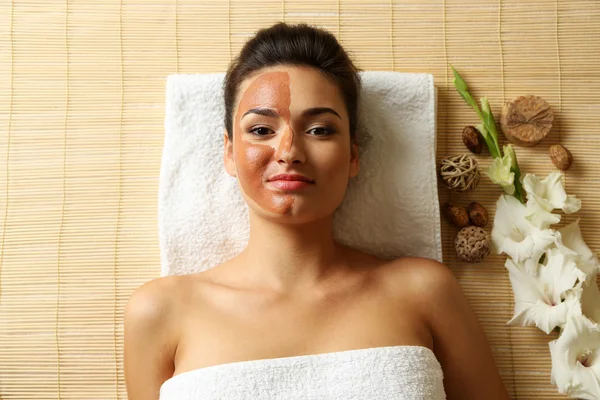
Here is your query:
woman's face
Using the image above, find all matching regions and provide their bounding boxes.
[224,65,359,222]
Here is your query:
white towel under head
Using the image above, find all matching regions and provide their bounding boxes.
[159,345,446,399]
[160,71,441,276]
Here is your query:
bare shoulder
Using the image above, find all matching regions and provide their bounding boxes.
[378,257,509,399]
[124,274,200,399]
[374,256,469,334]
[376,256,460,301]
[124,269,226,332]
[125,274,187,326]
[124,273,213,351]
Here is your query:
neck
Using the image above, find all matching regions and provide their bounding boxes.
[236,211,347,293]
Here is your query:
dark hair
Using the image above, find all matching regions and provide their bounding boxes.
[223,22,362,143]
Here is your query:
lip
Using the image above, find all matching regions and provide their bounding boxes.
[268,174,314,183]
[267,173,314,191]
[268,180,312,190]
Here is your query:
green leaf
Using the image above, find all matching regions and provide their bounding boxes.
[450,65,527,203]
[474,124,500,159]
[451,65,468,92]
[480,97,501,156]
[451,65,484,120]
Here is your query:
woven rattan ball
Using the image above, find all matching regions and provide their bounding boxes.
[439,154,480,192]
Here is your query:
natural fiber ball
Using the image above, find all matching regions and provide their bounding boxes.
[454,226,491,263]
[439,154,480,192]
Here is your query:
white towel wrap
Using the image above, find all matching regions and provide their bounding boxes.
[159,345,446,399]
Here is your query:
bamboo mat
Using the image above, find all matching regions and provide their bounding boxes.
[1,0,599,399]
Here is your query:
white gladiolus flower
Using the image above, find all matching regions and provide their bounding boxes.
[491,194,557,272]
[489,170,600,398]
[525,201,562,229]
[486,154,515,195]
[505,248,587,334]
[549,314,600,399]
[523,172,582,219]
[555,219,600,278]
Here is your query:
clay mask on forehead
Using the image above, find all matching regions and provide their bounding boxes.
[233,70,298,215]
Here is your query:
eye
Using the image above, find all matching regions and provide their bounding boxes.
[307,126,335,136]
[248,126,274,136]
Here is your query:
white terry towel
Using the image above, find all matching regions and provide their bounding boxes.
[159,345,446,400]
[160,71,441,276]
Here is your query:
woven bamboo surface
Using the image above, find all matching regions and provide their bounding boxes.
[1,0,599,399]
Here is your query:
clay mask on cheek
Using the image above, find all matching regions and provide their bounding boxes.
[233,71,295,214]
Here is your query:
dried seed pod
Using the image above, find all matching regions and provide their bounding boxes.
[467,202,488,227]
[462,126,483,154]
[455,226,491,263]
[549,144,573,171]
[500,95,554,147]
[442,202,470,228]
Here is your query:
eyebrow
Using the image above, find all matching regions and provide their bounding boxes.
[241,107,342,120]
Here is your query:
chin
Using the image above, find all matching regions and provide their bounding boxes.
[252,204,335,225]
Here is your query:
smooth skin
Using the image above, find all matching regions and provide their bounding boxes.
[124,65,510,400]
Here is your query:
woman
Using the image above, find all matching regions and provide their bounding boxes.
[124,22,510,400]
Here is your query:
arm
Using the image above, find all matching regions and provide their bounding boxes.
[124,277,179,400]
[416,259,510,400]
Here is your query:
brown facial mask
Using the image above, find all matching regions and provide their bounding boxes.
[233,71,297,215]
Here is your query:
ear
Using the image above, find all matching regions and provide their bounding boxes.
[349,142,360,178]
[223,131,237,177]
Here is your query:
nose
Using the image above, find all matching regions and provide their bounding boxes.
[275,124,305,164]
